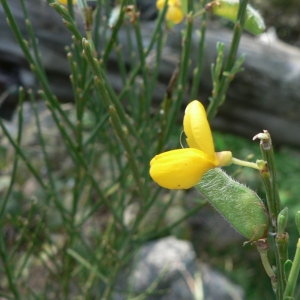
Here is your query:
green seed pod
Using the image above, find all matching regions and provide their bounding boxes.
[277,207,288,235]
[206,0,266,35]
[195,168,269,242]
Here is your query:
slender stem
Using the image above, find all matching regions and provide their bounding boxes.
[19,0,46,79]
[259,132,281,220]
[132,16,151,121]
[156,66,180,154]
[231,157,261,170]
[284,239,300,298]
[0,118,48,191]
[0,88,24,217]
[0,108,71,228]
[256,239,277,291]
[207,0,249,121]
[99,88,144,198]
[92,0,102,48]
[37,94,125,228]
[190,8,207,100]
[82,38,148,157]
[116,1,169,102]
[0,89,24,300]
[66,249,108,283]
[255,131,284,299]
[29,92,67,213]
[101,1,126,63]
[191,8,206,19]
[67,0,74,19]
[83,39,146,198]
[48,1,82,41]
[0,234,21,299]
[2,0,76,131]
[276,232,289,288]
[15,207,47,280]
[135,201,207,243]
[165,13,194,144]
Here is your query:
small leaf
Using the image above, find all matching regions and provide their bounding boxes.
[285,259,293,281]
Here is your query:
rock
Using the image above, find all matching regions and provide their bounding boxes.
[2,0,300,147]
[114,236,245,300]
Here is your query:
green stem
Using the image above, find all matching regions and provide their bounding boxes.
[132,17,151,121]
[0,118,48,191]
[98,86,145,198]
[37,93,125,228]
[0,88,24,217]
[117,1,169,103]
[156,66,180,154]
[284,239,300,298]
[135,201,207,243]
[82,38,148,158]
[83,39,145,197]
[255,131,284,299]
[231,157,261,170]
[190,8,207,100]
[0,234,21,299]
[256,131,281,232]
[164,13,194,144]
[276,232,289,287]
[67,0,74,19]
[256,239,277,291]
[102,1,126,64]
[48,1,82,41]
[207,0,249,121]
[29,91,67,215]
[2,0,76,131]
[259,131,281,221]
[0,107,70,228]
[92,0,102,48]
[19,0,46,79]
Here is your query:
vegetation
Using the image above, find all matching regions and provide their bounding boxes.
[0,0,299,299]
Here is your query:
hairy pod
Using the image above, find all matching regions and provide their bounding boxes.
[206,0,266,35]
[195,168,269,242]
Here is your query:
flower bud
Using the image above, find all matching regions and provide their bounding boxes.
[277,207,288,235]
[195,168,269,242]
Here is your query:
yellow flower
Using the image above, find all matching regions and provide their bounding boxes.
[150,100,232,189]
[156,0,184,24]
[58,0,76,5]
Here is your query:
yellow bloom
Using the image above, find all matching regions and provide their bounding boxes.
[58,0,76,5]
[156,0,184,24]
[150,100,232,189]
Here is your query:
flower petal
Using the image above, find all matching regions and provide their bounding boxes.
[166,6,184,24]
[58,0,76,5]
[183,100,217,164]
[156,0,182,10]
[156,0,165,10]
[150,148,216,189]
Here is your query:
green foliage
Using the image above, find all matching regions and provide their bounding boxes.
[0,0,210,298]
[0,0,299,299]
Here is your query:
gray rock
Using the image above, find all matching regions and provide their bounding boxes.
[114,236,245,300]
[2,0,300,147]
[132,236,195,290]
[201,264,245,300]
